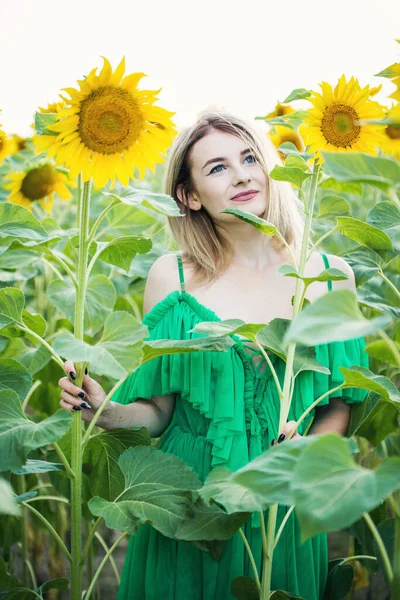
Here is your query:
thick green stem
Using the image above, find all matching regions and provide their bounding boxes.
[392,515,400,600]
[260,161,320,599]
[71,178,92,600]
[363,512,393,583]
[84,532,128,600]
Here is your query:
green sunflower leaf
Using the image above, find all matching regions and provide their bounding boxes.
[284,289,392,345]
[321,152,400,192]
[0,389,72,471]
[34,112,59,136]
[220,210,279,236]
[336,217,393,251]
[98,236,152,273]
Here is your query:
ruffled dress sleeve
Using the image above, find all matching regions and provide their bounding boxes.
[111,291,189,405]
[313,337,369,404]
[290,336,369,432]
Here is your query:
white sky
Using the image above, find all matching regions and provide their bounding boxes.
[1,0,399,136]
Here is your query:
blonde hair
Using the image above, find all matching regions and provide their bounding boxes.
[163,109,307,289]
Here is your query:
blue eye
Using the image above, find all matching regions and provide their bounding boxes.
[208,154,257,175]
[209,164,225,174]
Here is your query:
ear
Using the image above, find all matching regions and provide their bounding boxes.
[176,183,202,211]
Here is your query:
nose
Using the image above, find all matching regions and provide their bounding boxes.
[232,165,252,186]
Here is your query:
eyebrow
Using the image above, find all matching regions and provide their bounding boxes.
[202,148,253,170]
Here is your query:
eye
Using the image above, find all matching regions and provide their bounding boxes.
[244,154,257,163]
[209,163,225,175]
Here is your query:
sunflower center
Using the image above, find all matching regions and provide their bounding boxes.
[21,165,57,201]
[78,86,143,154]
[321,103,361,147]
[386,125,400,140]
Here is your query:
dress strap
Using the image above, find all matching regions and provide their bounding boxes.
[176,254,186,293]
[320,252,332,292]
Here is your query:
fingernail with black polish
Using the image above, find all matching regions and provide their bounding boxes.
[69,371,76,380]
[278,433,286,443]
[80,402,91,410]
[77,391,85,399]
[270,439,276,447]
[85,367,88,375]
[72,406,81,411]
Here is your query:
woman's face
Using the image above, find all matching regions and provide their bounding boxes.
[182,130,269,222]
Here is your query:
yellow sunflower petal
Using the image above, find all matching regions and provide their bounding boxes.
[99,56,113,85]
[111,57,126,85]
[122,72,147,91]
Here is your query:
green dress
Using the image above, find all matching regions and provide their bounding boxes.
[113,252,369,600]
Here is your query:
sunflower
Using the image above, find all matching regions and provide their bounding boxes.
[268,125,304,160]
[35,57,177,189]
[380,104,400,160]
[265,102,295,118]
[300,75,387,162]
[0,133,17,163]
[5,163,72,214]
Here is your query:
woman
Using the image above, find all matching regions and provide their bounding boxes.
[58,110,368,599]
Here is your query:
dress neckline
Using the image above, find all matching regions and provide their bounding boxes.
[143,289,279,380]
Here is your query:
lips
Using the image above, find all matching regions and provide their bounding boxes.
[231,190,259,201]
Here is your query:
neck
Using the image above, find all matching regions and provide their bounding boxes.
[216,221,292,270]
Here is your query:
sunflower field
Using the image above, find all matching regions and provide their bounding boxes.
[0,47,399,600]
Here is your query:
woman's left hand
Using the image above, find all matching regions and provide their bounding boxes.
[271,420,302,446]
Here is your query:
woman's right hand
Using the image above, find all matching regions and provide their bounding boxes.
[58,360,112,425]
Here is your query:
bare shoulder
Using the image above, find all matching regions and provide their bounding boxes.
[143,253,181,314]
[323,253,356,292]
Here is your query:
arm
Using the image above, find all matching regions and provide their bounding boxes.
[308,399,351,436]
[102,396,176,437]
[106,254,178,436]
[59,254,178,437]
